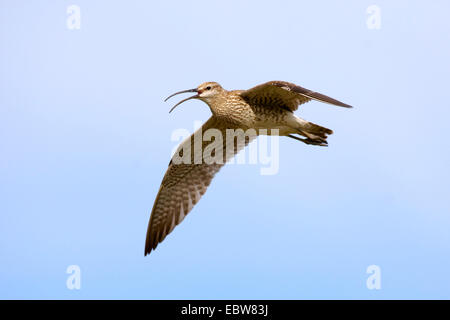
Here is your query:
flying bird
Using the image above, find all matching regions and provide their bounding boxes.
[145,81,352,255]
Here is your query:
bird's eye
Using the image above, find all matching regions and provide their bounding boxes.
[206,86,211,90]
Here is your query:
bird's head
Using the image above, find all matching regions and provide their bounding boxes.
[165,82,225,113]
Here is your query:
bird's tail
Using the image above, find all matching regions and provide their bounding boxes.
[288,117,333,146]
[299,121,333,140]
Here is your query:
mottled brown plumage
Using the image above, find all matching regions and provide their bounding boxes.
[145,81,352,255]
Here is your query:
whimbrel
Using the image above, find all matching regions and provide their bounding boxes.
[145,81,352,255]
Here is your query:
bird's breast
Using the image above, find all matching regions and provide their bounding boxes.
[212,97,256,127]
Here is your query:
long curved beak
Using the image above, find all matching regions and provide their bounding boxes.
[164,88,199,113]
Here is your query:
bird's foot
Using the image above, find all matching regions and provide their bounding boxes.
[287,134,328,147]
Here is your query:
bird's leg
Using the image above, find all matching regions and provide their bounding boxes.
[287,134,328,147]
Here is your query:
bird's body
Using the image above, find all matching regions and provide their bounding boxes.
[208,90,291,133]
[145,81,352,255]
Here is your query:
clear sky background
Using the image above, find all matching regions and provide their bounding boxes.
[1,0,449,299]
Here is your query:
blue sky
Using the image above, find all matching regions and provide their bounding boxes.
[1,0,449,299]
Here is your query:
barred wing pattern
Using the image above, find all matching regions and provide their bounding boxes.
[239,81,353,111]
[145,117,253,255]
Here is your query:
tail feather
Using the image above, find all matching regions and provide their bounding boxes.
[303,121,333,138]
[297,121,333,143]
[286,115,334,146]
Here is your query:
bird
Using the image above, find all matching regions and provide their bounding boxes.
[145,80,352,255]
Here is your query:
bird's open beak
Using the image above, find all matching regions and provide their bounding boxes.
[164,88,199,113]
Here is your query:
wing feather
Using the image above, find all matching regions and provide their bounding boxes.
[145,117,253,255]
[239,80,352,111]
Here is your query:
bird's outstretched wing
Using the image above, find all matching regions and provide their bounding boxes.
[145,116,253,255]
[239,81,353,111]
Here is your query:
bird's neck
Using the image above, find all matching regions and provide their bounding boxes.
[201,92,229,116]
[201,92,251,127]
